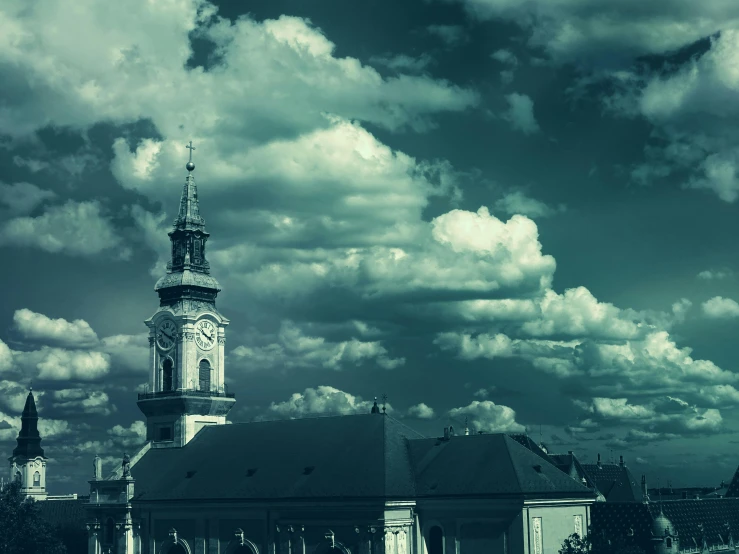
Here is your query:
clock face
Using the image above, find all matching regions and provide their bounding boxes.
[156,320,177,350]
[195,319,216,350]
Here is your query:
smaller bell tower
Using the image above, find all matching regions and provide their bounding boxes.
[8,389,47,500]
[137,143,235,448]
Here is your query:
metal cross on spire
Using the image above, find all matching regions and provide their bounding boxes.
[186,141,196,172]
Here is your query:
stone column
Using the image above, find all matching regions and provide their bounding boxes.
[87,521,102,554]
[218,331,226,392]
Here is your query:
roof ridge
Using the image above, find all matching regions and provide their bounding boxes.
[501,435,525,495]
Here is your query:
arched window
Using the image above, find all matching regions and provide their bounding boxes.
[162,358,174,391]
[666,538,672,548]
[199,359,211,392]
[33,471,40,486]
[105,518,116,545]
[429,526,444,554]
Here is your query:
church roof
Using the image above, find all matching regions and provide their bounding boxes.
[409,433,594,499]
[580,462,644,502]
[131,414,422,502]
[37,498,88,528]
[129,415,596,503]
[725,465,739,497]
[592,499,739,550]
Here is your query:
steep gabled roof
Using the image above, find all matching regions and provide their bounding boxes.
[725,466,739,498]
[131,414,422,502]
[581,463,644,502]
[410,434,596,499]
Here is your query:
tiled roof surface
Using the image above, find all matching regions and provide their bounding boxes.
[132,414,423,501]
[592,499,739,550]
[37,498,87,527]
[130,416,596,503]
[591,501,652,546]
[410,434,595,499]
[508,435,557,466]
[581,464,644,502]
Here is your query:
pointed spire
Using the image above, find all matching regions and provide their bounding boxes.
[13,389,44,459]
[174,142,205,232]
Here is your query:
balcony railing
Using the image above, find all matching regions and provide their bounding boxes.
[137,389,235,400]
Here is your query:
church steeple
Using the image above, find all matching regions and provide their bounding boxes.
[155,142,221,307]
[9,389,47,500]
[13,390,44,459]
[139,143,234,448]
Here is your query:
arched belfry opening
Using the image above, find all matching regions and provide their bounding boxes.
[162,358,174,391]
[428,526,444,554]
[198,359,211,392]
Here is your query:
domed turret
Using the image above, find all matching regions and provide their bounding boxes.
[653,512,674,537]
[652,509,678,554]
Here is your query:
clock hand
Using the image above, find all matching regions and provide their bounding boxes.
[162,331,174,341]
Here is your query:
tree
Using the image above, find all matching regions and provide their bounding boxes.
[0,481,67,554]
[559,531,646,554]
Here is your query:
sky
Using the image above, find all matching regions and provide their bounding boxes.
[2,0,739,494]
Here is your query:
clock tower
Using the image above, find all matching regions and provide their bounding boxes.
[137,143,235,448]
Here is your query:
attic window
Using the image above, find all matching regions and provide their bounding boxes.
[246,468,257,477]
[533,464,542,473]
[186,470,197,478]
[303,466,315,475]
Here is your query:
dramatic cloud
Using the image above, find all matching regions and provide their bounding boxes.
[231,321,404,371]
[407,402,436,419]
[0,200,128,258]
[451,0,739,66]
[448,400,525,433]
[494,191,565,219]
[264,386,383,419]
[503,93,540,135]
[14,347,110,381]
[0,3,476,140]
[13,309,99,348]
[0,182,57,216]
[702,296,739,319]
[51,389,116,417]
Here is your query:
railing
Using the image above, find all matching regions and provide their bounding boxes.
[137,389,235,400]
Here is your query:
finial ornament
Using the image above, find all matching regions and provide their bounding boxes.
[382,393,387,413]
[186,140,196,172]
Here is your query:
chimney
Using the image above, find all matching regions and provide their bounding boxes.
[619,455,624,467]
[641,475,649,501]
[597,453,602,469]
[449,425,455,437]
[443,427,450,440]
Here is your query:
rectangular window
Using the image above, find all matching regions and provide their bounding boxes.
[574,515,583,538]
[532,518,542,554]
[159,426,172,441]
